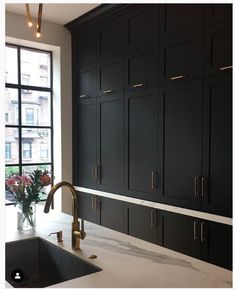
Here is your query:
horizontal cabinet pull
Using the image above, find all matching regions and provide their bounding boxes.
[103,89,114,94]
[220,65,232,71]
[79,94,89,98]
[170,75,186,80]
[132,83,145,88]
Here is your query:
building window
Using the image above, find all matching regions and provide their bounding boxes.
[5,142,11,160]
[5,44,53,204]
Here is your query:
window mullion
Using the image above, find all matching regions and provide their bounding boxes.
[18,46,22,176]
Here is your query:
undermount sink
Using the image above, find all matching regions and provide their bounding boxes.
[6,237,102,288]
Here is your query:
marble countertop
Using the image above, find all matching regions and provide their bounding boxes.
[5,205,232,288]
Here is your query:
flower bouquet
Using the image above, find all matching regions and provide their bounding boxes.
[6,169,51,231]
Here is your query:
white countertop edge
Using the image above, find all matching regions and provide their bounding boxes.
[74,186,232,226]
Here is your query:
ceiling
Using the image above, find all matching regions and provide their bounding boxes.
[5,3,100,25]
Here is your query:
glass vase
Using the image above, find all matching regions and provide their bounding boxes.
[16,201,36,231]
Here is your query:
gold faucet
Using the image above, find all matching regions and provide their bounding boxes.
[44,181,86,250]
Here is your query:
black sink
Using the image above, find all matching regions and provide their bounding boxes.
[6,237,102,288]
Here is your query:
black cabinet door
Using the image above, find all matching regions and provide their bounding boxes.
[202,75,232,217]
[78,65,96,99]
[97,15,126,60]
[97,56,124,96]
[77,192,99,224]
[204,20,232,77]
[160,4,204,40]
[158,81,203,210]
[76,99,97,188]
[76,26,96,68]
[205,4,232,25]
[201,221,232,270]
[100,197,124,233]
[97,95,124,193]
[125,88,158,201]
[126,46,157,91]
[160,211,201,259]
[127,4,159,51]
[124,203,159,244]
[160,30,203,84]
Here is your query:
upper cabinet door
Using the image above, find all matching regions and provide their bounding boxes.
[76,26,97,68]
[204,20,232,77]
[78,65,96,100]
[97,15,126,60]
[159,30,203,84]
[158,80,203,210]
[202,75,232,217]
[205,4,232,25]
[97,56,124,97]
[160,4,204,40]
[127,4,159,51]
[126,46,158,91]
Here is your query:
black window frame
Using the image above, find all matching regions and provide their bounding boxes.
[5,43,54,205]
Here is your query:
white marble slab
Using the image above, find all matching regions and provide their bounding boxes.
[5,205,232,288]
[74,186,232,226]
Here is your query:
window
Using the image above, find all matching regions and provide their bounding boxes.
[5,44,53,204]
[5,142,11,160]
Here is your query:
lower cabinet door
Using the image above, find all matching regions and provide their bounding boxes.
[77,192,99,224]
[124,203,159,244]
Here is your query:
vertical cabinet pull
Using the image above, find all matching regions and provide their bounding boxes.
[94,165,98,180]
[194,176,200,196]
[193,221,198,240]
[150,210,158,228]
[91,165,94,180]
[91,196,94,210]
[94,197,97,212]
[200,222,206,242]
[150,210,154,227]
[151,172,157,189]
[201,177,208,197]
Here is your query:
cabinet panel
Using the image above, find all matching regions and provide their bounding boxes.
[97,95,124,192]
[77,99,97,188]
[100,197,124,233]
[97,56,124,96]
[205,4,232,25]
[127,5,159,50]
[77,192,98,224]
[160,30,203,84]
[160,211,201,259]
[78,65,96,99]
[202,76,232,217]
[158,81,202,210]
[125,89,157,200]
[160,4,204,40]
[204,20,232,77]
[126,46,157,91]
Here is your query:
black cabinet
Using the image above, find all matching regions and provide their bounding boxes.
[204,20,232,77]
[158,81,203,210]
[78,65,96,99]
[160,30,203,84]
[124,203,160,244]
[160,210,232,270]
[205,4,232,25]
[127,5,159,50]
[97,56,124,96]
[126,46,157,91]
[125,88,158,201]
[202,75,232,217]
[97,95,124,193]
[75,99,97,188]
[77,192,100,224]
[160,4,204,40]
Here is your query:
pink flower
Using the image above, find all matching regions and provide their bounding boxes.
[21,176,31,186]
[40,174,51,186]
[6,178,15,187]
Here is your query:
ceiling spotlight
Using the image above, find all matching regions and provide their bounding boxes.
[25,4,33,27]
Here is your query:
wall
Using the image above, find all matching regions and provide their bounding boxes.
[5,11,73,215]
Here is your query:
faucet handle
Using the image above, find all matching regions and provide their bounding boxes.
[49,230,63,242]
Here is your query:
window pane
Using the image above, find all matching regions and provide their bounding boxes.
[5,166,20,203]
[21,90,51,126]
[21,49,51,88]
[5,46,18,84]
[22,128,51,163]
[5,88,18,125]
[5,128,19,164]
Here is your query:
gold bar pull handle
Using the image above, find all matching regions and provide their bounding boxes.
[103,89,114,94]
[94,196,97,212]
[132,83,145,88]
[220,65,232,71]
[91,196,94,210]
[151,171,157,189]
[94,165,98,181]
[200,222,206,242]
[194,176,200,196]
[150,210,154,227]
[201,177,208,197]
[193,221,198,240]
[79,94,89,99]
[170,75,186,80]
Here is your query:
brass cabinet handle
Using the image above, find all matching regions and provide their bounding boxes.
[91,196,94,210]
[94,165,98,180]
[201,177,208,197]
[94,196,97,212]
[193,221,198,240]
[79,94,89,98]
[194,176,200,196]
[200,222,206,242]
[151,172,157,189]
[132,83,144,88]
[150,210,154,227]
[103,89,114,94]
[220,65,232,71]
[170,75,186,80]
